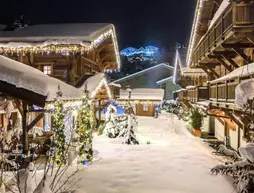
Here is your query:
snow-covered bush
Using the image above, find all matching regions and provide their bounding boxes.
[103,104,121,138]
[162,100,180,113]
[177,107,191,121]
[102,103,139,145]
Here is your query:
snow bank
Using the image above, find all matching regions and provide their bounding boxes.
[118,88,164,101]
[0,55,83,101]
[76,114,233,193]
[235,79,254,109]
[209,0,231,30]
[210,62,254,84]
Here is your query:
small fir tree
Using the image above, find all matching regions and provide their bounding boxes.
[76,88,93,163]
[122,103,139,145]
[52,87,66,166]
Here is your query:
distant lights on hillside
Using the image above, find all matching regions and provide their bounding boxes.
[120,46,159,57]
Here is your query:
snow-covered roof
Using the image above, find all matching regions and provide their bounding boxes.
[0,23,113,46]
[173,88,187,93]
[0,55,83,101]
[118,88,164,101]
[186,85,196,89]
[79,73,105,92]
[209,62,254,84]
[109,82,121,88]
[181,67,206,74]
[113,63,173,83]
[78,73,112,99]
[208,0,231,30]
[156,76,173,85]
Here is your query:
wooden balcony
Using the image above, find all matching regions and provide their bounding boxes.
[191,2,254,67]
[186,86,209,103]
[173,89,187,101]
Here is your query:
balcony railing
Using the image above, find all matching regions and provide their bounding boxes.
[209,81,238,103]
[192,2,254,65]
[186,86,209,103]
[173,89,187,101]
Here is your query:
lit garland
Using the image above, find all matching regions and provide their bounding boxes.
[0,28,121,69]
[186,0,204,66]
[45,100,83,112]
[76,89,93,162]
[90,78,112,100]
[173,49,183,84]
[51,89,67,166]
[117,100,161,105]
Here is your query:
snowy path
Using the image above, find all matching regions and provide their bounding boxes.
[76,113,234,193]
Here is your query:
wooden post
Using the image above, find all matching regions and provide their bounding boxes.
[98,100,101,123]
[22,102,28,155]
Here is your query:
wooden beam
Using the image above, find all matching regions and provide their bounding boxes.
[213,51,237,56]
[0,80,46,107]
[199,67,215,80]
[22,102,28,155]
[27,113,44,132]
[221,54,239,68]
[216,57,233,72]
[222,43,254,48]
[98,100,101,122]
[206,66,220,78]
[200,63,219,68]
[233,48,253,64]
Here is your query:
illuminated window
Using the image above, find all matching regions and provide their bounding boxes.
[143,104,149,111]
[43,66,52,75]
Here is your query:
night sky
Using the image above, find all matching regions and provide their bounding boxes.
[0,0,196,50]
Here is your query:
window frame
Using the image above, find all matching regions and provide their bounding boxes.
[43,65,52,75]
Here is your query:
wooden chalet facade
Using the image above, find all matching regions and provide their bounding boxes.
[113,63,179,100]
[0,55,83,154]
[117,88,164,117]
[0,23,120,86]
[176,0,254,150]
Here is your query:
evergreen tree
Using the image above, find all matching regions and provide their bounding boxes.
[52,88,66,166]
[122,103,139,145]
[76,88,93,163]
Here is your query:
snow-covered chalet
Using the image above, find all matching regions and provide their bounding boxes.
[175,0,254,150]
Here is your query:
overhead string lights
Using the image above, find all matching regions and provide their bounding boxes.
[186,0,204,67]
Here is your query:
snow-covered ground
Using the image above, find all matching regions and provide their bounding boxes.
[75,113,233,193]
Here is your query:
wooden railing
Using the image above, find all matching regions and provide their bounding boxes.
[186,86,209,103]
[192,3,254,65]
[210,81,239,103]
[174,89,187,101]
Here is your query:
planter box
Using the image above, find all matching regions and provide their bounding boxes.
[192,128,202,137]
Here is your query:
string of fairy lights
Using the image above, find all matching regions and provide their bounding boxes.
[0,28,121,69]
[173,49,183,84]
[186,0,204,67]
[44,77,113,111]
